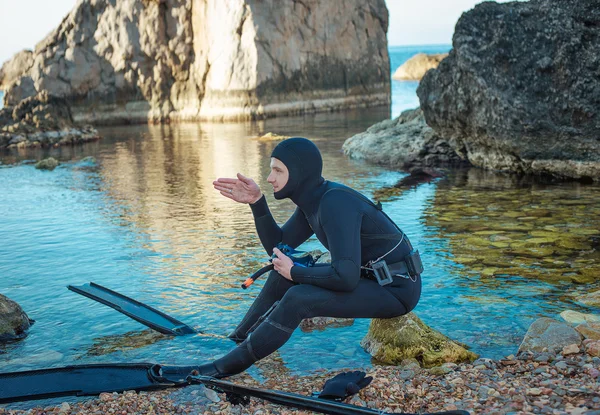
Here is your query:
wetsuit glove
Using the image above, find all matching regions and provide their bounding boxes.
[318,370,373,401]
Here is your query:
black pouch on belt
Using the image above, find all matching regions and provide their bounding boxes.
[405,249,424,276]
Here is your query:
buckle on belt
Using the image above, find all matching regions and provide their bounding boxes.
[371,260,393,286]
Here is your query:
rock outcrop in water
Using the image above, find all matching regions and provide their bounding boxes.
[361,313,478,367]
[0,294,33,341]
[392,53,448,81]
[342,108,466,170]
[417,0,600,182]
[0,92,100,149]
[0,0,390,124]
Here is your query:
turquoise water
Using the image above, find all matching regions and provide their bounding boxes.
[1,46,598,403]
[389,44,450,118]
[0,90,4,109]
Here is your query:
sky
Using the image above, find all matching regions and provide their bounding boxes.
[0,0,520,65]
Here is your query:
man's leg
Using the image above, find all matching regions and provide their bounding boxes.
[227,270,296,342]
[214,279,407,376]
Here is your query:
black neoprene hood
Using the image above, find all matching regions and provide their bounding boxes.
[270,137,324,202]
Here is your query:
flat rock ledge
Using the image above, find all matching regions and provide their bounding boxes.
[392,53,448,81]
[0,93,100,150]
[343,107,468,170]
[361,312,478,368]
[0,294,32,341]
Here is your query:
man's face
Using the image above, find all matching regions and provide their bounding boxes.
[267,157,289,192]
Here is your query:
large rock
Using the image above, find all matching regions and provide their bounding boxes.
[342,107,467,170]
[0,294,32,341]
[360,312,478,368]
[0,50,34,91]
[1,0,390,124]
[392,53,448,81]
[417,0,600,181]
[518,318,582,354]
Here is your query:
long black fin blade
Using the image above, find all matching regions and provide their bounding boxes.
[68,282,196,335]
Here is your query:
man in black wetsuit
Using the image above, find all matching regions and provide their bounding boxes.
[204,137,422,378]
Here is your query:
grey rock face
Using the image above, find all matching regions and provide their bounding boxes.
[417,0,600,181]
[518,317,582,354]
[0,294,32,341]
[2,0,390,124]
[343,108,467,169]
[0,50,34,91]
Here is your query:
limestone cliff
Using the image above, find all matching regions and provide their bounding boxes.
[1,0,390,124]
[417,0,600,181]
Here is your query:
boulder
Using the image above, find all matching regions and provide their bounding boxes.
[576,323,600,341]
[343,107,467,170]
[417,0,600,181]
[35,157,60,171]
[360,312,478,367]
[0,50,33,91]
[392,53,448,81]
[0,294,32,341]
[518,317,582,354]
[1,0,391,124]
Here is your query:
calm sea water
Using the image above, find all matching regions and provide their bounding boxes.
[1,46,598,406]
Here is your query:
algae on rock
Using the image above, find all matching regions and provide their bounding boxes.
[360,313,478,368]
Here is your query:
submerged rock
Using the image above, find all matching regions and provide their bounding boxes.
[1,0,390,124]
[360,312,478,367]
[0,294,33,341]
[577,290,600,307]
[560,310,600,325]
[518,318,582,354]
[417,0,600,181]
[392,53,448,81]
[343,108,466,170]
[35,157,60,171]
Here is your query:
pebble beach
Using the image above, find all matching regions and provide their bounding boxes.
[2,340,599,415]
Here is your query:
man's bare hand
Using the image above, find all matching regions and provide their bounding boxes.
[272,247,294,281]
[213,173,262,204]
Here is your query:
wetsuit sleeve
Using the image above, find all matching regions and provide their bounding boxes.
[290,192,362,292]
[249,195,314,254]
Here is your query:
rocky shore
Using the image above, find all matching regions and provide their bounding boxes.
[0,92,100,150]
[1,342,598,415]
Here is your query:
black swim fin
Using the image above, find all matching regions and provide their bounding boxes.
[68,282,196,336]
[0,363,207,404]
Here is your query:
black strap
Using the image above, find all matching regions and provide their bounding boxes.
[322,188,406,241]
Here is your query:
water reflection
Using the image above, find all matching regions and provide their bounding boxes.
[1,108,599,381]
